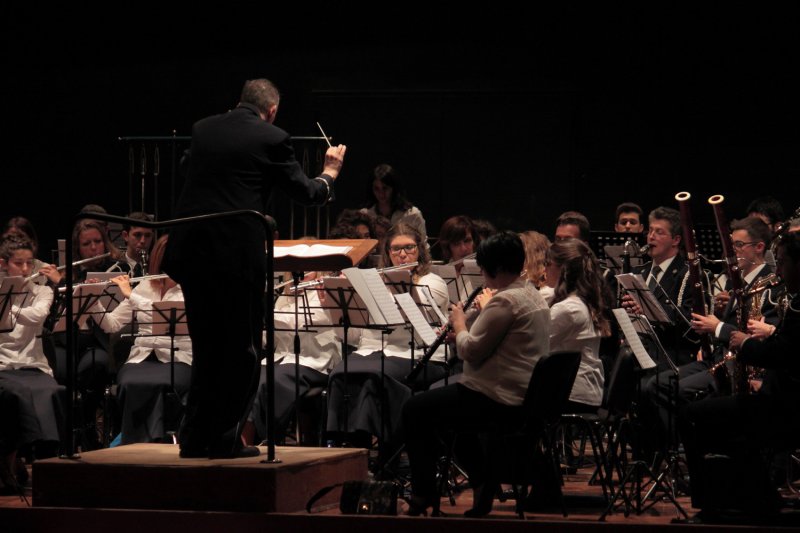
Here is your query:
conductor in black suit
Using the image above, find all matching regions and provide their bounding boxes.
[163,78,347,458]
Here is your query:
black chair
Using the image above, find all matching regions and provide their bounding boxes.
[476,350,582,518]
[559,346,638,501]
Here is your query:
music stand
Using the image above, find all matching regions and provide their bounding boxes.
[320,267,406,453]
[149,301,189,441]
[270,239,376,460]
[602,284,688,520]
[0,277,29,333]
[590,231,645,265]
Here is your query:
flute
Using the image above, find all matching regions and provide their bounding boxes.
[25,252,112,282]
[57,273,170,293]
[275,262,420,292]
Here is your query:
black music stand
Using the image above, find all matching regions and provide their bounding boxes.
[0,277,29,334]
[149,301,189,442]
[602,280,688,520]
[272,239,377,458]
[590,231,645,266]
[320,271,402,454]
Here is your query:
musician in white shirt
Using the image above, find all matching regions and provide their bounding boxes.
[0,235,64,488]
[326,224,447,450]
[94,236,191,444]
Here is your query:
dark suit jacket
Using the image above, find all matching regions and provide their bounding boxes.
[716,264,777,345]
[163,103,333,282]
[633,254,695,366]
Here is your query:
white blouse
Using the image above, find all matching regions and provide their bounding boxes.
[0,283,54,375]
[549,293,604,406]
[96,281,192,366]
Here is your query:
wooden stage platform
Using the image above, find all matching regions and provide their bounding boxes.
[31,443,368,513]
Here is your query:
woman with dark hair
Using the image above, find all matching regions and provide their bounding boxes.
[92,235,192,444]
[0,235,64,484]
[362,164,428,246]
[433,216,479,305]
[326,223,447,450]
[3,216,49,284]
[401,231,551,516]
[546,238,611,413]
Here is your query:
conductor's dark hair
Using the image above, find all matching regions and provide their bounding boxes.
[240,79,281,114]
[476,231,525,279]
[556,211,591,242]
[746,196,784,226]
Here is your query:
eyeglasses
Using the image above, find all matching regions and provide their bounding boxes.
[389,244,418,255]
[733,240,758,249]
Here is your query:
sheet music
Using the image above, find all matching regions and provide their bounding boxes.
[52,282,109,332]
[343,267,405,326]
[151,301,189,336]
[394,292,437,346]
[460,259,481,297]
[382,269,413,295]
[418,284,448,325]
[86,272,124,313]
[321,276,370,327]
[431,264,460,304]
[612,308,656,370]
[274,244,353,258]
[615,273,672,325]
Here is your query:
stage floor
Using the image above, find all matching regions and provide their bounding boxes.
[2,444,799,531]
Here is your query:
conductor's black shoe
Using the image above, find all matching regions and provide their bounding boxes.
[179,447,208,458]
[209,445,260,459]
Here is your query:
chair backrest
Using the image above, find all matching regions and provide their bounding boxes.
[603,346,637,417]
[523,351,582,427]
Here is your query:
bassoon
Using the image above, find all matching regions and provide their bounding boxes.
[708,194,749,395]
[675,192,713,360]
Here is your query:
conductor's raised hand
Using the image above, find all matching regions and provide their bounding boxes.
[323,144,347,180]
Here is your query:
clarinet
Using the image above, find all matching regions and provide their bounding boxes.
[675,192,713,360]
[708,194,749,395]
[405,285,483,383]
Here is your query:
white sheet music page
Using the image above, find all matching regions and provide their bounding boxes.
[343,267,405,326]
[418,284,448,326]
[274,244,353,258]
[431,264,460,304]
[394,292,437,346]
[612,308,656,370]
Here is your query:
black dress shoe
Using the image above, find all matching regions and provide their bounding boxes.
[209,445,260,459]
[179,447,208,458]
[464,483,496,518]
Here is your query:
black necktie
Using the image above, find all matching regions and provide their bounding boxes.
[648,265,661,291]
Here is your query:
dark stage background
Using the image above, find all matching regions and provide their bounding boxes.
[3,7,798,259]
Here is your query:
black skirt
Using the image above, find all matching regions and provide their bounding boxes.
[116,358,191,444]
[0,368,65,446]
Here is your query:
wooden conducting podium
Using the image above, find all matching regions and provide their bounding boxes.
[273,239,378,272]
